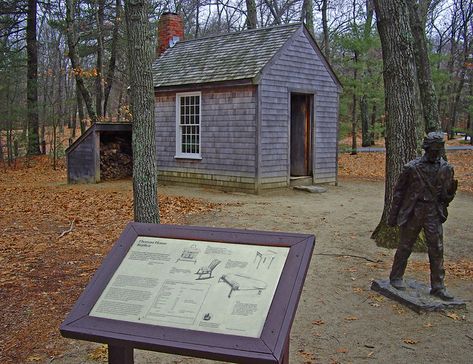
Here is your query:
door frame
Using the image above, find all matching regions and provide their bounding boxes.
[288,90,315,182]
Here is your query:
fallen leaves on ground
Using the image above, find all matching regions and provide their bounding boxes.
[297,349,318,363]
[1,150,472,363]
[408,260,473,280]
[368,293,385,302]
[444,312,465,321]
[338,150,473,194]
[344,316,358,321]
[391,304,406,315]
[87,345,108,362]
[0,156,220,364]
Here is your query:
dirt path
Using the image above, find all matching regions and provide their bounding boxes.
[54,178,473,364]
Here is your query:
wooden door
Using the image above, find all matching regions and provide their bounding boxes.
[290,94,312,176]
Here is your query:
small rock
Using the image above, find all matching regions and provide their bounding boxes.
[294,186,327,193]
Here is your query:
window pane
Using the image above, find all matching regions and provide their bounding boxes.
[178,95,200,155]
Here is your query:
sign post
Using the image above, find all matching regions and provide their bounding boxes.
[60,223,315,363]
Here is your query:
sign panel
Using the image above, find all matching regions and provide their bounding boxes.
[60,223,315,364]
[90,237,289,337]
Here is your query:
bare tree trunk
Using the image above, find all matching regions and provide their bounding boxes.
[76,85,86,134]
[53,115,57,170]
[301,0,314,34]
[407,0,441,133]
[360,95,371,146]
[27,0,40,155]
[370,103,377,145]
[95,0,105,119]
[351,51,358,154]
[444,7,459,138]
[7,124,13,166]
[71,102,77,138]
[124,0,159,224]
[263,0,281,24]
[195,2,200,37]
[246,0,257,29]
[65,0,97,124]
[321,0,330,60]
[372,0,421,249]
[6,86,13,165]
[57,38,65,133]
[361,0,374,147]
[117,86,124,121]
[468,71,473,144]
[448,1,472,139]
[104,0,122,118]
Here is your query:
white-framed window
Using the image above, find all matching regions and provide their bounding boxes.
[175,92,201,159]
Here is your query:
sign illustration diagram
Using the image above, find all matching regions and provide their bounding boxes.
[218,273,267,298]
[89,236,289,338]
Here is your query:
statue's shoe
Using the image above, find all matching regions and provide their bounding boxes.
[430,288,454,301]
[390,279,407,290]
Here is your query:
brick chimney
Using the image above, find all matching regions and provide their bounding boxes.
[157,12,184,57]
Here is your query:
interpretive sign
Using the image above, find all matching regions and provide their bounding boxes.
[60,223,315,364]
[90,236,289,338]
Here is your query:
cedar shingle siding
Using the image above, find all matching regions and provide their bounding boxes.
[156,87,258,191]
[259,27,340,187]
[153,23,341,192]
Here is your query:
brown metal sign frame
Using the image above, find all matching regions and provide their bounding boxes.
[60,223,315,364]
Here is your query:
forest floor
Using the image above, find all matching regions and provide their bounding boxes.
[1,148,472,364]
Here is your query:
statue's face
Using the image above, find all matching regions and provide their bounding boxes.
[425,147,442,163]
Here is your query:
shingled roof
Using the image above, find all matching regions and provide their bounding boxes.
[152,23,301,88]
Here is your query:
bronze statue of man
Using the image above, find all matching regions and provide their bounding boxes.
[387,132,458,301]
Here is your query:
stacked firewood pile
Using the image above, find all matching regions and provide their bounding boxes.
[100,137,132,180]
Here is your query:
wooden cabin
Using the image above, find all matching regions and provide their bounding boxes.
[152,16,342,192]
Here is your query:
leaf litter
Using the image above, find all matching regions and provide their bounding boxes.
[0,156,220,363]
[1,151,472,363]
[338,151,473,194]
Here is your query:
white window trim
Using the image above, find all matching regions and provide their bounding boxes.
[175,91,202,160]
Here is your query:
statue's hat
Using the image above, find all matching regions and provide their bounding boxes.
[423,131,445,150]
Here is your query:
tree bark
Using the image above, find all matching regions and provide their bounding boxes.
[124,0,159,224]
[104,0,122,118]
[444,5,459,137]
[407,0,441,133]
[372,0,423,250]
[95,0,105,119]
[246,0,257,29]
[361,0,374,147]
[351,51,358,154]
[321,0,330,60]
[301,0,314,34]
[65,0,97,124]
[27,0,40,155]
[370,103,377,145]
[76,85,86,134]
[360,95,371,146]
[468,70,473,144]
[448,0,472,139]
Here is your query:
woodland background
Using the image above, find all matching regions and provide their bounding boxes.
[1,1,473,362]
[0,0,472,163]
